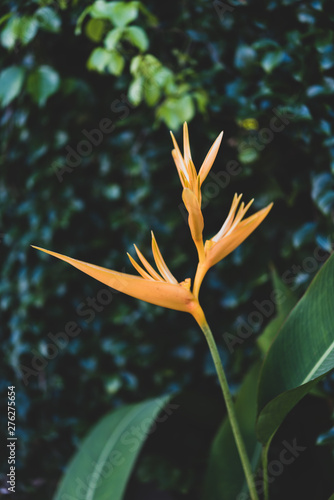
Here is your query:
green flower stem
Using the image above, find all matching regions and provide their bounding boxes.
[262,445,269,500]
[200,320,259,500]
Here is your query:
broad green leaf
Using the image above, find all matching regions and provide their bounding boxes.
[202,363,262,500]
[261,50,284,73]
[234,45,257,69]
[104,27,123,49]
[128,77,144,105]
[328,494,334,500]
[87,47,124,75]
[35,7,61,33]
[157,95,195,129]
[238,147,259,164]
[90,1,120,21]
[85,18,106,42]
[257,252,334,445]
[87,48,111,72]
[193,90,208,114]
[107,51,125,76]
[292,222,317,248]
[152,67,174,92]
[0,17,19,48]
[1,16,39,49]
[89,1,139,27]
[15,16,39,45]
[316,427,334,446]
[106,2,139,28]
[0,66,25,106]
[123,26,148,52]
[54,397,170,500]
[76,1,141,33]
[143,80,160,106]
[129,54,142,74]
[27,66,60,106]
[257,267,298,354]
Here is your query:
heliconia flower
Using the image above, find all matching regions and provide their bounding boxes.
[31,231,206,327]
[170,122,224,262]
[193,193,273,298]
[170,122,224,198]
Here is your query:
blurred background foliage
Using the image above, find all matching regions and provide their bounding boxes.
[1,0,334,498]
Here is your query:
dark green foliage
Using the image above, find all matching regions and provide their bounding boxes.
[1,0,334,498]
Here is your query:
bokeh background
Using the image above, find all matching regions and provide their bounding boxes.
[1,0,334,498]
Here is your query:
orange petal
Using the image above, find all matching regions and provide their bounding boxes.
[182,188,204,243]
[172,150,186,188]
[187,158,199,193]
[183,122,192,166]
[151,232,178,284]
[170,132,189,182]
[127,252,153,280]
[31,246,195,313]
[198,131,224,185]
[133,244,164,281]
[207,203,273,267]
[225,198,254,236]
[211,193,242,242]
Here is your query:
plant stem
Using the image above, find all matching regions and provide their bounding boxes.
[262,445,269,500]
[200,320,259,500]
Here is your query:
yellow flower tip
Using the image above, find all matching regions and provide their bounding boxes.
[207,198,274,269]
[198,129,225,186]
[151,231,178,284]
[183,121,192,164]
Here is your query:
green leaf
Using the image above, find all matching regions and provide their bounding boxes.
[129,54,142,75]
[77,1,137,33]
[17,16,39,45]
[1,16,39,49]
[316,427,334,446]
[282,104,312,121]
[238,147,259,164]
[85,18,106,42]
[261,50,284,73]
[106,1,139,28]
[327,494,334,500]
[123,26,149,52]
[87,47,124,75]
[27,65,60,106]
[157,95,195,129]
[128,76,144,105]
[202,363,262,500]
[257,252,334,445]
[193,90,208,114]
[143,80,160,106]
[104,27,123,50]
[35,7,61,33]
[257,267,298,354]
[89,1,139,28]
[107,51,125,76]
[0,66,25,106]
[53,397,170,500]
[87,47,111,72]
